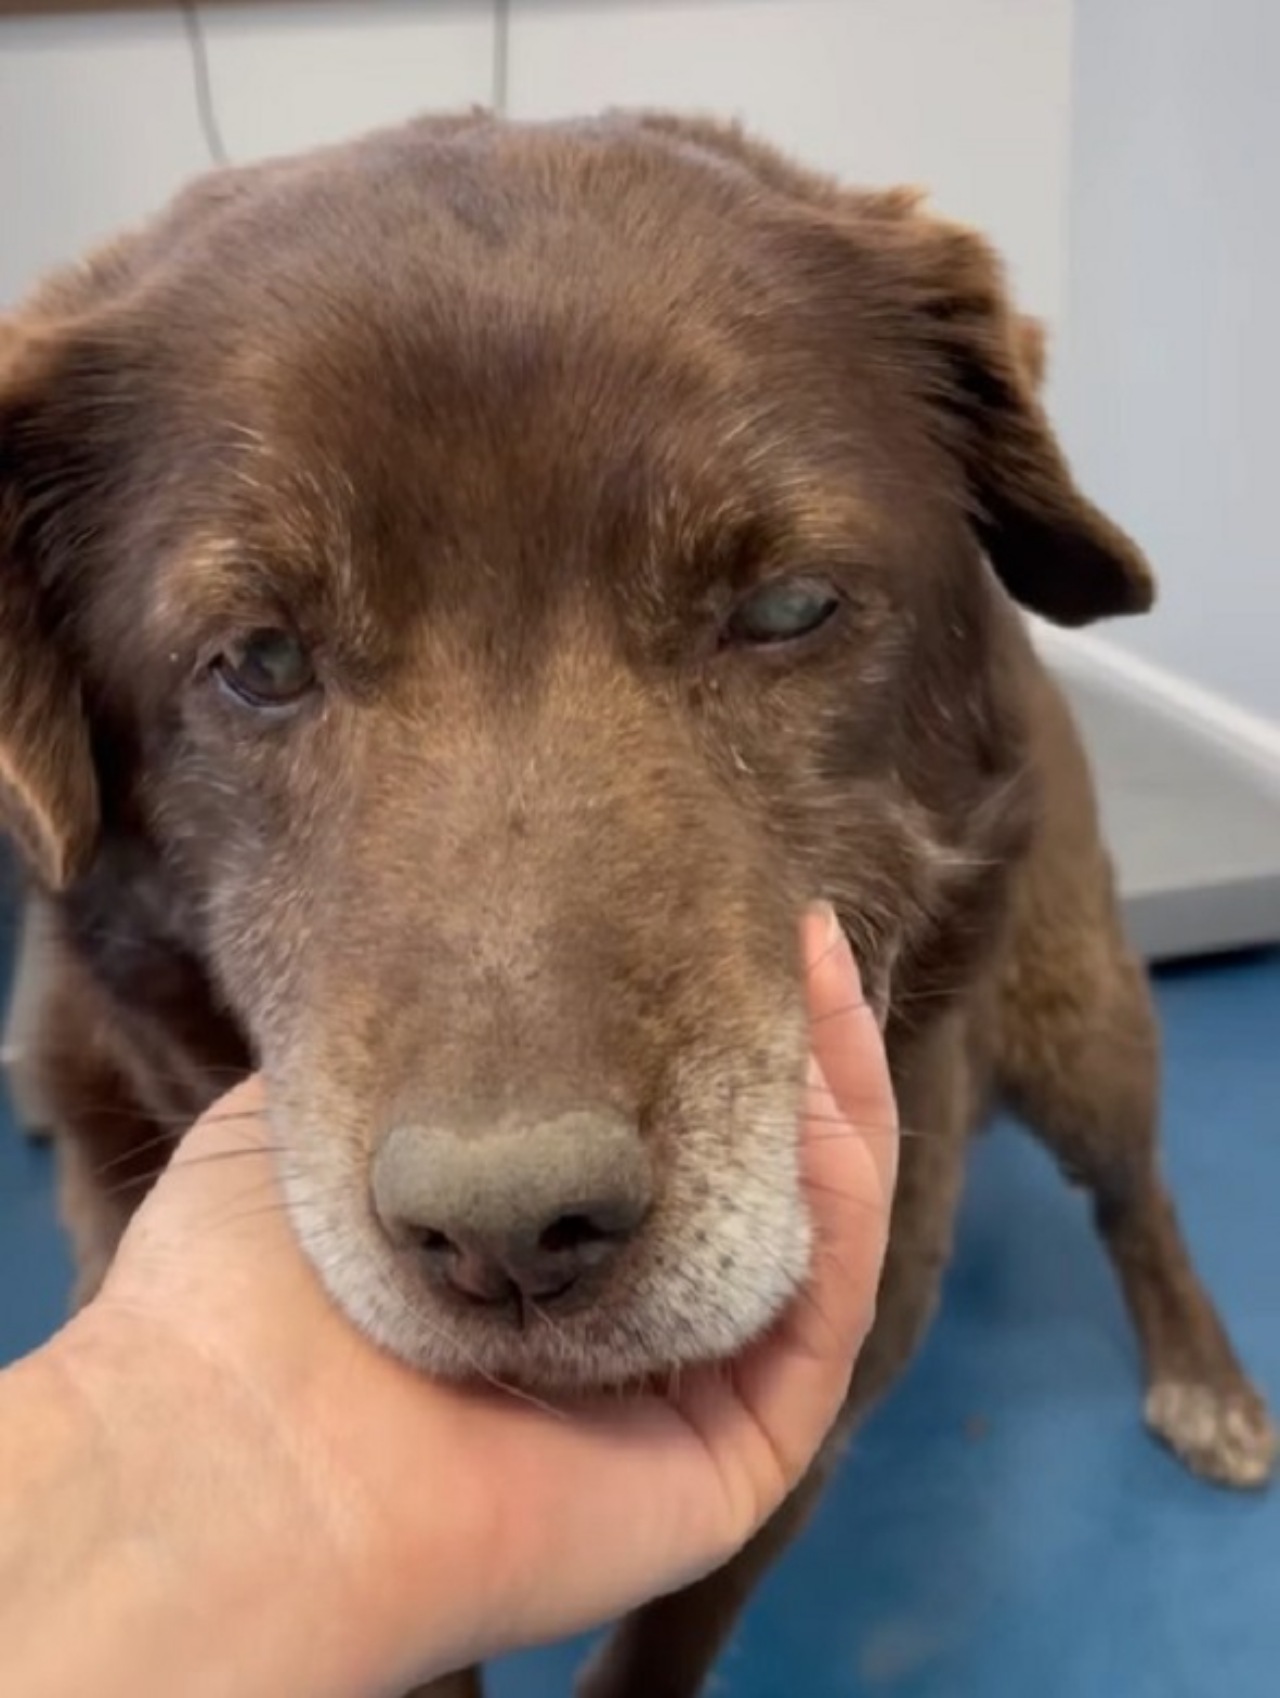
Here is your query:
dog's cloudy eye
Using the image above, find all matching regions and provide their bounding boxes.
[726,579,841,647]
[214,628,316,710]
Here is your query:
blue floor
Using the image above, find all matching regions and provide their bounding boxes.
[2,928,1277,1697]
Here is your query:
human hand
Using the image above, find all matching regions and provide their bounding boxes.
[50,906,897,1697]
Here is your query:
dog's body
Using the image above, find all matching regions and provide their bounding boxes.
[0,112,1272,1698]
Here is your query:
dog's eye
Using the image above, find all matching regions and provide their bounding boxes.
[214,629,316,710]
[725,579,842,647]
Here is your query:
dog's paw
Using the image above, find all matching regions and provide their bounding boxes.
[1145,1379,1277,1490]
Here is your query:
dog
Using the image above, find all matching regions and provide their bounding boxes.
[0,111,1273,1698]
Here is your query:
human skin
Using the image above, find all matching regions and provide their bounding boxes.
[0,907,896,1697]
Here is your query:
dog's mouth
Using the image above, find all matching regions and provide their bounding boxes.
[283,1157,811,1394]
[271,1043,814,1392]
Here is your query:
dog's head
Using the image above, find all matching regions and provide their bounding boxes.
[0,114,1152,1388]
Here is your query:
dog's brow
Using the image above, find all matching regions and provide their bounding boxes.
[147,533,247,637]
[651,478,885,589]
[146,530,329,642]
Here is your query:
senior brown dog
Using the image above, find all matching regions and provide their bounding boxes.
[0,111,1272,1698]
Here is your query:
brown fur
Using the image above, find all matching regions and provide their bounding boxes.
[0,111,1271,1698]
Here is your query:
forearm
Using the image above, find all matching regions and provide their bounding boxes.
[0,1324,403,1698]
[0,1348,145,1695]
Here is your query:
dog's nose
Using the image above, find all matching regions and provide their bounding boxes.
[371,1110,652,1308]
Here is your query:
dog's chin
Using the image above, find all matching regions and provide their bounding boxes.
[285,1195,813,1395]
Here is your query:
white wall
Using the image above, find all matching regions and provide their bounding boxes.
[507,0,1073,323]
[1059,0,1280,724]
[0,2,496,305]
[4,0,1273,728]
[0,0,1072,317]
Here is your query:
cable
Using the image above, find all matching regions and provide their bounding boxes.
[180,1,229,167]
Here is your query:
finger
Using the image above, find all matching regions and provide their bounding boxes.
[713,909,899,1494]
[760,907,898,1369]
[99,1075,350,1395]
[108,1075,294,1291]
[127,1076,277,1247]
[802,904,898,1197]
[170,1075,270,1167]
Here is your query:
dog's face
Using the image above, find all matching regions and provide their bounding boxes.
[0,114,1152,1389]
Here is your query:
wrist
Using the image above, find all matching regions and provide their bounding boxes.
[0,1345,133,1695]
[3,1305,433,1698]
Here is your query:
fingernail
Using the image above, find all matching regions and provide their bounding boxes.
[805,1046,832,1104]
[804,901,838,970]
[818,900,840,948]
[839,933,864,997]
[805,901,860,984]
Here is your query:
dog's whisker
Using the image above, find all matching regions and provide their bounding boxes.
[92,1140,292,1200]
[85,1108,269,1178]
[800,1176,891,1216]
[361,1254,567,1418]
[800,1110,925,1136]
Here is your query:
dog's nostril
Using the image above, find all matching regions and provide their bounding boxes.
[538,1202,644,1258]
[373,1109,653,1307]
[416,1226,455,1256]
[539,1211,607,1255]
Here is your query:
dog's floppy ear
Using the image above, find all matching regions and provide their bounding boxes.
[626,117,1151,626]
[866,198,1155,627]
[0,166,274,889]
[0,321,100,889]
